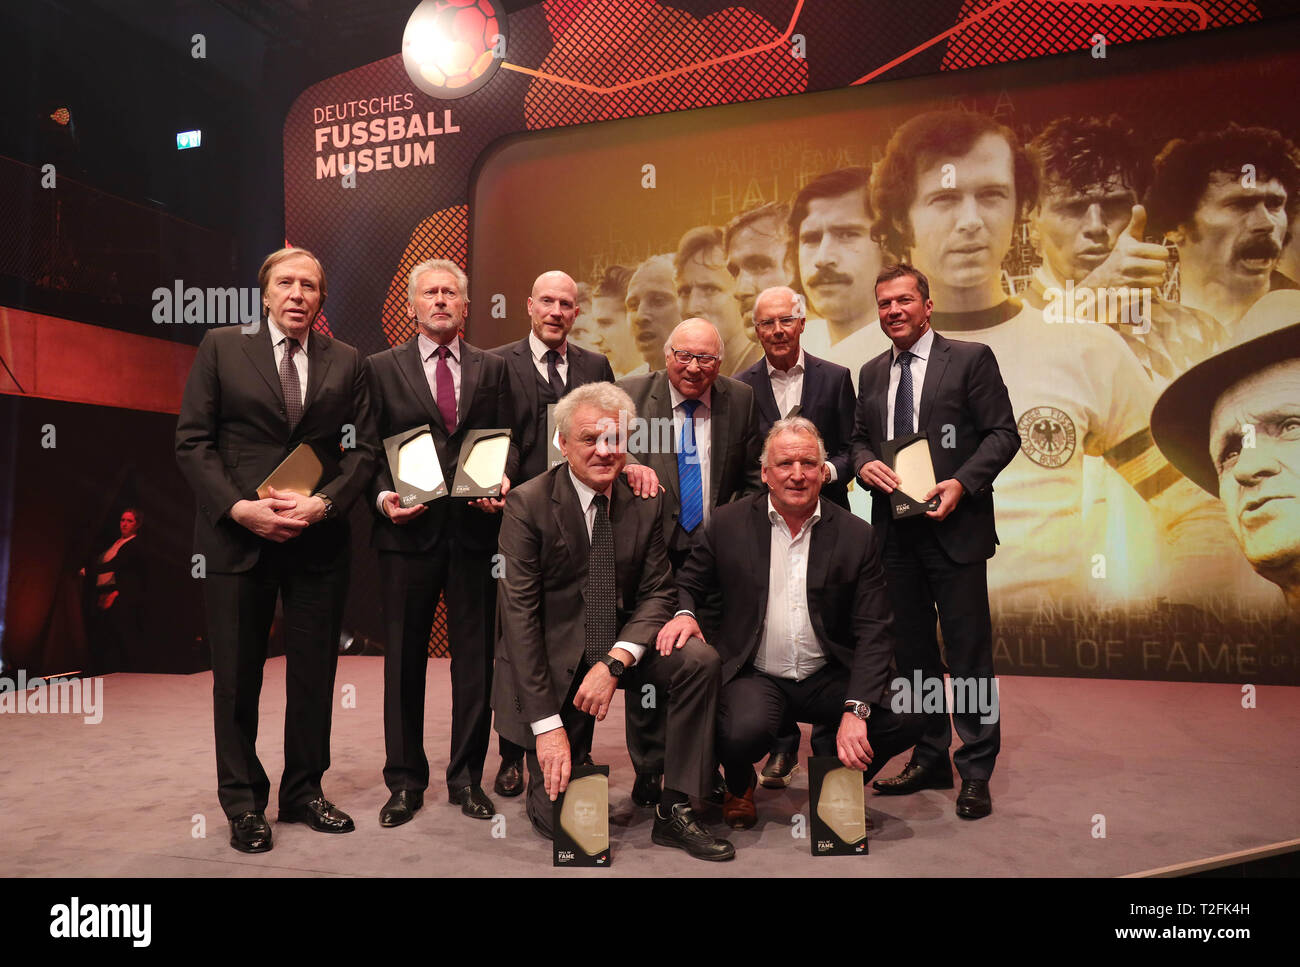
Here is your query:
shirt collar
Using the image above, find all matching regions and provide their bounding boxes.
[529,329,566,363]
[419,332,460,363]
[669,381,712,411]
[766,348,806,379]
[568,466,612,513]
[267,317,309,353]
[891,326,934,363]
[766,494,821,534]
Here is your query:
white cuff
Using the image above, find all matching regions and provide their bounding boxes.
[377,491,396,516]
[824,461,838,483]
[531,715,564,736]
[614,641,644,666]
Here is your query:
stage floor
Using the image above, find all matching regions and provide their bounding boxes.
[3,658,1297,877]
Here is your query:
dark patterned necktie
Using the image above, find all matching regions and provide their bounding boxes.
[435,345,457,433]
[585,493,615,666]
[893,350,914,439]
[678,399,703,532]
[545,348,566,400]
[279,337,302,430]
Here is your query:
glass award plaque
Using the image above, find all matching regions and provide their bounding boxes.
[881,432,941,519]
[553,764,610,867]
[545,403,565,471]
[382,424,448,507]
[256,442,324,499]
[808,756,869,856]
[452,429,512,497]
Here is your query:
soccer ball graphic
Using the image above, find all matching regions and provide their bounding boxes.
[402,0,507,99]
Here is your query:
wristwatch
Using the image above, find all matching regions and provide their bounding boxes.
[844,700,871,721]
[312,492,336,520]
[599,654,626,678]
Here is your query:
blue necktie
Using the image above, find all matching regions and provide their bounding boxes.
[677,399,703,533]
[893,350,915,439]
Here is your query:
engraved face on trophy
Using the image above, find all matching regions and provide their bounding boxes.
[559,774,609,856]
[816,766,866,844]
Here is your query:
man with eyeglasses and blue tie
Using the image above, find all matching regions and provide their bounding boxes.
[735,285,857,791]
[617,318,763,807]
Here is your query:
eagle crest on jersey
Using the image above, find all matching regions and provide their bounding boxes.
[1017,406,1077,468]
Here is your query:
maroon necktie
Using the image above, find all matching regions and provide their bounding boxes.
[435,345,457,433]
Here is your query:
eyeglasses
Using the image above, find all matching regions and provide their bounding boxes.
[754,315,802,332]
[669,348,721,368]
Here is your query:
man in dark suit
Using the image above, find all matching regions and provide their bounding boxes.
[850,263,1019,819]
[366,258,521,827]
[175,247,378,853]
[616,318,762,804]
[493,382,734,860]
[659,417,923,829]
[735,284,856,789]
[489,270,629,797]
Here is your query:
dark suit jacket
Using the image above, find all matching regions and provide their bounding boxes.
[364,335,521,554]
[175,323,378,574]
[736,351,856,509]
[616,370,763,557]
[492,336,616,484]
[492,467,677,748]
[849,331,1019,564]
[675,493,898,705]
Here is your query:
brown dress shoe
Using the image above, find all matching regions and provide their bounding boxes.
[722,774,757,830]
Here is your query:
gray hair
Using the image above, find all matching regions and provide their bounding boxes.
[753,286,806,322]
[408,258,468,305]
[555,381,637,438]
[664,318,724,361]
[761,416,827,468]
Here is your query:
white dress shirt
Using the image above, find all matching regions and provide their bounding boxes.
[530,468,644,736]
[668,383,713,524]
[377,333,462,514]
[885,327,934,439]
[528,330,568,385]
[766,348,837,482]
[753,497,826,680]
[268,317,308,405]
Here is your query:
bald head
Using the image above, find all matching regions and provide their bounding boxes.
[528,269,580,349]
[665,317,724,399]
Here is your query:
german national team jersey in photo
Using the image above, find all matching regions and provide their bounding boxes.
[935,299,1234,604]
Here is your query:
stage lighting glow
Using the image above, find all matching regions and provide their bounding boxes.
[176,129,202,150]
[402,0,506,99]
[49,108,71,126]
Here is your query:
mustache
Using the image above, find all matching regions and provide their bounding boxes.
[806,269,853,287]
[1235,235,1282,261]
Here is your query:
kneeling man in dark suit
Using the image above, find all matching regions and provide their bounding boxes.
[658,417,923,829]
[493,382,734,860]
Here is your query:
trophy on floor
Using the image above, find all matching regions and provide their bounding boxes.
[809,756,869,856]
[553,764,610,867]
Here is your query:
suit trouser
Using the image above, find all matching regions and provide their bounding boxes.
[528,637,720,836]
[205,545,347,819]
[624,545,720,776]
[379,543,497,796]
[718,665,925,794]
[882,516,1000,780]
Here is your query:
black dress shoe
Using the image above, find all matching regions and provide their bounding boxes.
[706,769,727,806]
[651,803,736,861]
[871,760,954,795]
[955,779,992,819]
[450,784,495,820]
[631,772,662,807]
[229,811,272,853]
[279,797,355,833]
[493,759,524,798]
[759,751,799,789]
[379,789,423,828]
